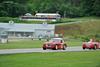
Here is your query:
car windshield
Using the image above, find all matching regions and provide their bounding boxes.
[49,38,62,42]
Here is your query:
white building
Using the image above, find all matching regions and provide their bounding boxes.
[35,13,61,19]
[20,13,61,21]
[0,23,55,39]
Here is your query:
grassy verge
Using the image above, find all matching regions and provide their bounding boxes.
[0,17,44,24]
[1,17,100,24]
[0,39,82,49]
[67,39,82,46]
[0,40,43,49]
[55,19,100,40]
[0,51,100,67]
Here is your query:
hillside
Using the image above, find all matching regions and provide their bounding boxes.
[55,19,100,40]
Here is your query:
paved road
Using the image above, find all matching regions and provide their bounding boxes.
[0,46,98,54]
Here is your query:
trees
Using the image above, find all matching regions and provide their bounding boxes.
[80,0,95,16]
[93,0,100,16]
[0,1,28,17]
[0,0,100,17]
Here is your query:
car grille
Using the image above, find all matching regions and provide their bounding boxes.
[48,44,51,46]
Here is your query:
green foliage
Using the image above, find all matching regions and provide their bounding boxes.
[0,0,100,17]
[80,35,91,42]
[0,17,44,24]
[80,0,95,16]
[92,0,100,16]
[0,1,28,17]
[0,17,13,22]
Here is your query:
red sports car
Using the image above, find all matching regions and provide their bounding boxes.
[43,38,67,50]
[82,39,100,50]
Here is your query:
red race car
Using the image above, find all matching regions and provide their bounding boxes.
[43,38,67,50]
[82,39,100,50]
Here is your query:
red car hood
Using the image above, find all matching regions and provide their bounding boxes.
[83,42,98,45]
[45,42,61,45]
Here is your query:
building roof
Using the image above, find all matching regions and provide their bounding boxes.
[35,13,60,16]
[0,23,55,32]
[25,13,33,16]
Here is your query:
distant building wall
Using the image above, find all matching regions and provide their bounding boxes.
[34,29,54,38]
[0,23,55,39]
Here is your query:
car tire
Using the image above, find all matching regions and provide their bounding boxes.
[63,45,66,50]
[83,47,85,50]
[89,48,91,50]
[55,45,58,50]
[43,48,46,50]
[93,45,97,50]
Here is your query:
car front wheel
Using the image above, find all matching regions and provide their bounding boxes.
[55,45,58,50]
[93,45,97,50]
[63,45,66,50]
[83,47,85,50]
[43,48,46,50]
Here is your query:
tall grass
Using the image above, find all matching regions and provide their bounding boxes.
[55,19,100,40]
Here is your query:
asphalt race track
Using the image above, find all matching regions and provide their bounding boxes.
[0,46,99,54]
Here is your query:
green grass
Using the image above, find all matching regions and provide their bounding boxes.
[0,17,54,24]
[0,39,82,49]
[68,40,82,46]
[0,17,46,24]
[62,17,100,22]
[0,40,43,49]
[1,17,100,24]
[0,51,100,67]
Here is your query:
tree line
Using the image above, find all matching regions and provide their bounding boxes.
[0,0,100,17]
